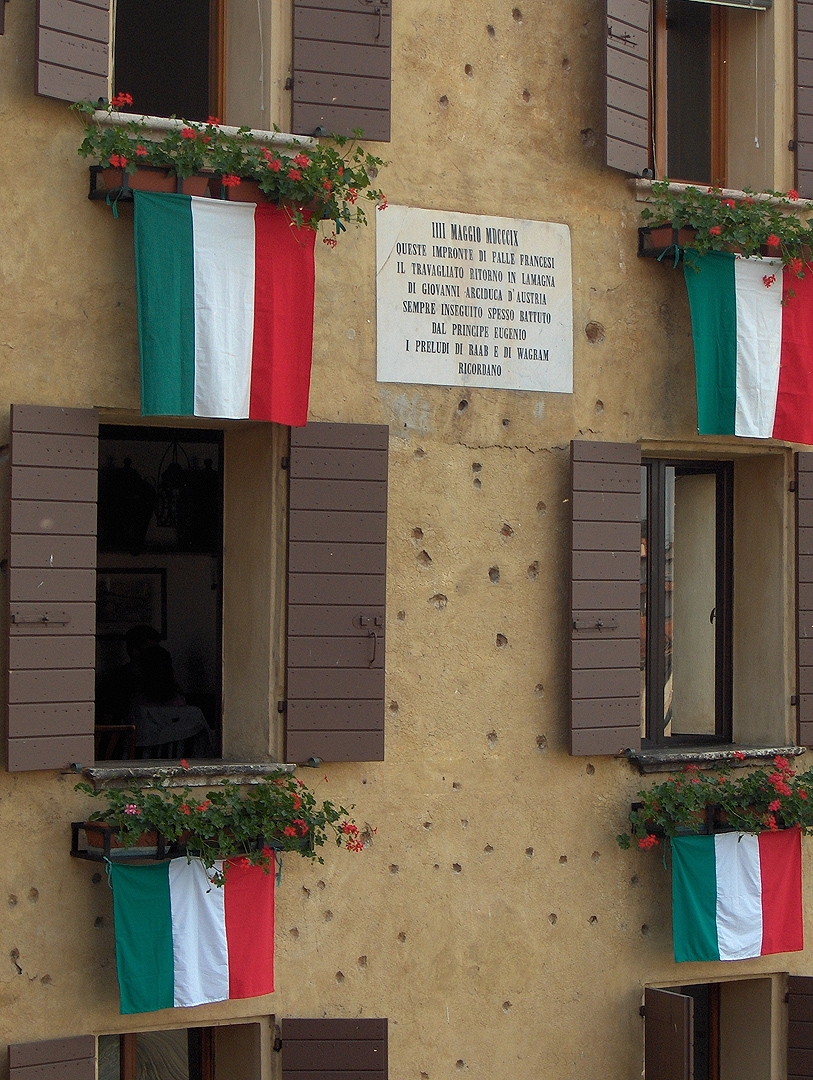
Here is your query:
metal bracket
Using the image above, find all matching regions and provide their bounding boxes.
[277,700,287,713]
[10,612,70,626]
[572,617,617,632]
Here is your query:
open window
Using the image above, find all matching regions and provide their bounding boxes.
[7,405,388,771]
[606,0,783,193]
[98,1025,261,1080]
[569,441,793,756]
[34,0,392,139]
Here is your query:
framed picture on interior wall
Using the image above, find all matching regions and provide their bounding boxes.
[96,568,168,640]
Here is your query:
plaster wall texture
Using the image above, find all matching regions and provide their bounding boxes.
[0,1,807,1079]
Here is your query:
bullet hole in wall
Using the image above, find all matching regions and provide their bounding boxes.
[398,932,407,942]
[397,610,406,621]
[586,763,595,775]
[525,847,534,858]
[358,955,368,967]
[641,925,650,936]
[580,127,596,147]
[503,1001,512,1011]
[585,321,606,344]
[414,447,426,458]
[484,844,494,853]
[473,478,482,489]
[290,927,300,939]
[487,730,498,748]
[389,700,399,715]
[592,851,600,862]
[453,781,462,790]
[537,500,547,516]
[7,895,17,908]
[28,888,38,903]
[317,880,326,891]
[535,684,544,696]
[461,819,469,828]
[336,971,345,983]
[417,550,432,566]
[630,874,639,887]
[562,56,571,73]
[595,399,604,414]
[536,735,548,752]
[452,863,462,873]
[502,418,510,427]
[559,855,568,864]
[512,7,522,21]
[40,974,52,985]
[92,873,102,884]
[527,561,539,580]
[390,865,400,874]
[472,462,482,472]
[489,566,500,583]
[548,913,557,924]
[302,887,311,899]
[522,89,531,103]
[589,915,598,925]
[456,1061,466,1071]
[501,523,514,537]
[433,863,440,870]
[94,917,104,928]
[412,527,424,540]
[423,821,433,829]
[439,95,449,107]
[430,593,448,609]
[496,633,508,647]
[457,398,469,412]
[465,64,474,77]
[486,24,495,36]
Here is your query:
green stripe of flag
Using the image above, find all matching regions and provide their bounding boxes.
[110,861,175,1015]
[672,834,720,962]
[135,192,196,417]
[683,250,738,435]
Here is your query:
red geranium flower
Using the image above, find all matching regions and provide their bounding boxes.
[323,235,338,247]
[732,750,746,761]
[709,225,722,236]
[288,168,302,181]
[292,153,310,168]
[221,174,241,187]
[181,127,197,140]
[789,189,799,200]
[637,835,659,850]
[768,799,781,812]
[721,199,736,209]
[208,116,220,125]
[766,234,781,246]
[109,154,127,168]
[136,144,148,157]
[284,825,298,837]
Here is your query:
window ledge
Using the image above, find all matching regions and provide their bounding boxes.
[630,177,813,209]
[625,744,806,775]
[78,761,296,790]
[93,112,318,152]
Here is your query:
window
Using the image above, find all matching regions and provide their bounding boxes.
[640,459,733,746]
[644,979,775,1080]
[605,0,783,193]
[34,0,392,140]
[569,441,795,757]
[7,406,388,771]
[98,1026,261,1080]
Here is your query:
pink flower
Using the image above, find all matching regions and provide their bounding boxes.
[124,804,140,815]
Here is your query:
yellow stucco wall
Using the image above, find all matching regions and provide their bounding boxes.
[0,2,808,1078]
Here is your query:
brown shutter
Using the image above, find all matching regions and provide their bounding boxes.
[643,988,693,1080]
[36,0,110,103]
[605,0,651,175]
[292,0,391,141]
[570,440,641,756]
[282,1019,387,1080]
[798,452,813,747]
[9,1036,95,1080]
[286,423,387,763]
[797,1,813,198]
[788,976,813,1079]
[8,405,98,772]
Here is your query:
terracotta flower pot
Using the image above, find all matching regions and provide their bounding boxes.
[83,821,159,856]
[224,178,268,203]
[637,224,698,257]
[101,165,177,193]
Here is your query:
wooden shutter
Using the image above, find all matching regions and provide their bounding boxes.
[788,976,813,1079]
[605,0,651,174]
[36,0,110,103]
[798,0,813,198]
[292,0,392,141]
[8,405,98,772]
[9,1036,95,1080]
[282,1019,387,1080]
[643,988,693,1080]
[286,423,387,763]
[570,440,641,756]
[798,452,813,747]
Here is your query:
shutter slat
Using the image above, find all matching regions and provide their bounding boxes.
[292,0,391,140]
[287,424,388,763]
[36,0,110,103]
[798,1,813,196]
[9,1036,95,1080]
[789,977,813,1079]
[8,405,98,772]
[644,988,693,1080]
[604,0,651,175]
[282,1018,387,1080]
[798,453,813,746]
[570,440,641,756]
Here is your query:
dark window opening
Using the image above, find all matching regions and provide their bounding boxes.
[95,426,223,762]
[113,0,217,121]
[99,1029,212,1080]
[665,1,712,183]
[641,459,733,746]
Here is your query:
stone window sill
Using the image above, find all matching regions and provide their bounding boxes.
[625,744,805,775]
[78,761,296,790]
[94,111,317,152]
[630,177,813,210]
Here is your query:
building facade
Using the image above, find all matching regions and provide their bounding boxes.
[2,0,813,1078]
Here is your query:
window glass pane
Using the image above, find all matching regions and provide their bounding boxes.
[98,1035,120,1080]
[138,1030,191,1080]
[670,471,717,735]
[663,467,675,735]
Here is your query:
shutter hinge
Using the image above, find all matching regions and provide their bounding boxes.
[789,139,798,152]
[277,700,287,713]
[281,457,289,470]
[790,480,797,492]
[639,1005,646,1018]
[792,695,799,706]
[273,1037,283,1053]
[284,77,293,91]
[786,991,791,1003]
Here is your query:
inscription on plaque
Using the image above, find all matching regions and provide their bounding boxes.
[376,205,573,392]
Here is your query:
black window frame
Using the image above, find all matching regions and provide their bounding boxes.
[641,457,734,747]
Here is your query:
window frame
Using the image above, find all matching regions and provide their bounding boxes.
[641,457,734,748]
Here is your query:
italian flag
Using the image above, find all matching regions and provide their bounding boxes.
[109,857,274,1015]
[684,251,813,445]
[133,191,316,427]
[671,829,803,963]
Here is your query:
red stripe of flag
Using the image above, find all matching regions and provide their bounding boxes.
[249,205,316,427]
[773,266,813,444]
[223,859,275,999]
[758,827,803,956]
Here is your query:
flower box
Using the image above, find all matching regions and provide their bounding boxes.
[88,165,212,202]
[638,224,699,258]
[71,820,169,861]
